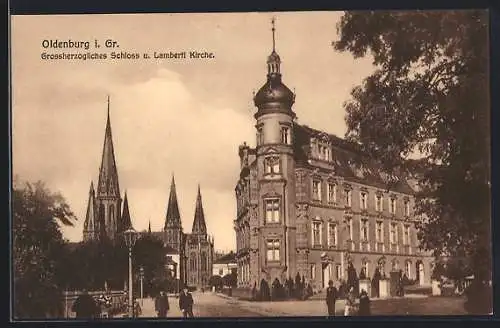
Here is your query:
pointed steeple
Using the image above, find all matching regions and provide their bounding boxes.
[148,220,152,234]
[97,96,121,198]
[83,181,98,241]
[165,174,181,229]
[191,184,207,235]
[121,191,132,232]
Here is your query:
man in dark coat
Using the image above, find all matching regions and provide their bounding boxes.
[155,291,170,318]
[72,290,99,319]
[358,289,371,316]
[326,280,338,317]
[179,287,194,318]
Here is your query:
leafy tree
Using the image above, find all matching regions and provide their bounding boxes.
[132,234,169,296]
[334,10,490,313]
[13,179,76,319]
[222,272,237,287]
[208,275,223,290]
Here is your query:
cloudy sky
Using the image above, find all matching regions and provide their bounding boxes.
[11,12,375,252]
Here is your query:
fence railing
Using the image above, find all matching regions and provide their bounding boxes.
[63,290,126,319]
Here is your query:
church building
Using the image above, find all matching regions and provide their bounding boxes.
[233,20,433,292]
[82,98,214,290]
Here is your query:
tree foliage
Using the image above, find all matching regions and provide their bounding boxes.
[13,179,76,319]
[132,234,170,296]
[334,10,490,312]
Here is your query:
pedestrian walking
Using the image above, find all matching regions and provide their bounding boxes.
[326,280,338,317]
[155,291,170,318]
[344,286,356,316]
[358,289,371,316]
[72,289,99,319]
[179,287,194,318]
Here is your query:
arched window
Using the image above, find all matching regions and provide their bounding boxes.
[201,252,207,271]
[190,253,197,271]
[109,204,114,226]
[405,260,412,279]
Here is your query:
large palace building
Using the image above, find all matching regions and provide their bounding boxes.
[234,23,433,291]
[82,99,214,289]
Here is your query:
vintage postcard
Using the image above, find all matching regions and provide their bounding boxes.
[10,10,492,320]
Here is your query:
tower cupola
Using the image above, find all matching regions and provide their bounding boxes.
[254,17,296,116]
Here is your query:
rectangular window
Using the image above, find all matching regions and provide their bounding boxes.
[266,239,280,261]
[345,189,352,207]
[312,221,322,246]
[265,199,280,223]
[376,221,383,242]
[311,264,316,280]
[360,192,368,210]
[327,183,336,203]
[346,217,353,240]
[264,156,280,174]
[312,180,322,201]
[403,225,410,245]
[390,222,397,244]
[281,127,289,144]
[404,200,410,216]
[328,222,337,247]
[376,194,383,212]
[361,219,369,241]
[390,198,397,214]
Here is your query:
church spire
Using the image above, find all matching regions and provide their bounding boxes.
[148,220,152,234]
[191,184,207,235]
[121,191,132,232]
[83,181,98,241]
[165,174,181,229]
[97,96,120,198]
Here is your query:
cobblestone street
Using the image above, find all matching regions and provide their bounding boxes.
[138,292,467,318]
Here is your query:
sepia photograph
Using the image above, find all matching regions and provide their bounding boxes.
[10,10,492,320]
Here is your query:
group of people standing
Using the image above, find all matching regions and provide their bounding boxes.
[325,280,371,316]
[155,288,194,318]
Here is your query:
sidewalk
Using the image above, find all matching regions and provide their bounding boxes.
[138,297,184,318]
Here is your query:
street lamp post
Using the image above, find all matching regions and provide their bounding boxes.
[139,266,144,306]
[123,228,138,318]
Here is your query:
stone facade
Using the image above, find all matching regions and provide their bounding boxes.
[234,28,433,292]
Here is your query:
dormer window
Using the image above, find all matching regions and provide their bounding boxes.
[281,126,290,144]
[264,156,280,175]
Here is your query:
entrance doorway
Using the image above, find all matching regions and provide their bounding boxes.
[322,263,332,289]
[415,261,425,285]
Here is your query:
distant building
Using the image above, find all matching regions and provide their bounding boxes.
[212,251,237,277]
[233,22,433,291]
[82,99,214,290]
